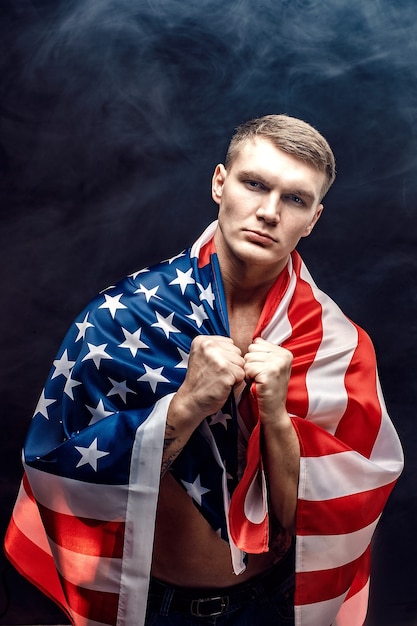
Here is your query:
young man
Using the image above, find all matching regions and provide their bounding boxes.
[5,115,403,626]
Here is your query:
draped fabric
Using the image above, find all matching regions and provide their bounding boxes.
[5,221,403,626]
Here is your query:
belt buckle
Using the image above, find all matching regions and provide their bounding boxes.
[191,595,229,617]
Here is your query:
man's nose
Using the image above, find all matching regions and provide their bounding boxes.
[256,195,280,223]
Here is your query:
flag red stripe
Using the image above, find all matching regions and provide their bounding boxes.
[336,324,381,458]
[59,573,119,625]
[292,417,351,457]
[22,471,35,501]
[296,480,397,535]
[4,516,71,619]
[296,548,370,605]
[344,546,371,601]
[253,266,290,335]
[37,501,125,558]
[284,260,324,419]
[197,239,214,268]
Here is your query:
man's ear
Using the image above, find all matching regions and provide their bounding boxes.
[211,164,227,205]
[302,203,324,237]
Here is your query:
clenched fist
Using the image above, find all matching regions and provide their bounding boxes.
[174,335,246,426]
[244,337,293,425]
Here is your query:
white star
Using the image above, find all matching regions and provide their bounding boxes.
[75,437,110,471]
[165,251,186,264]
[186,301,209,328]
[99,284,116,294]
[34,390,56,419]
[118,327,149,357]
[82,343,113,369]
[169,268,195,294]
[99,293,127,319]
[181,475,211,506]
[86,399,115,426]
[75,312,94,342]
[197,282,215,309]
[134,283,162,303]
[107,377,136,403]
[174,347,189,369]
[138,364,170,393]
[151,311,181,338]
[210,411,232,429]
[51,349,75,379]
[64,374,82,400]
[129,268,149,280]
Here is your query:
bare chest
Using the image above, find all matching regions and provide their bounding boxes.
[228,309,260,355]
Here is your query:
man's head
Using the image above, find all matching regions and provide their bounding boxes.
[225,114,336,201]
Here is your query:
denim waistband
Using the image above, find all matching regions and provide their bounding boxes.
[147,541,295,618]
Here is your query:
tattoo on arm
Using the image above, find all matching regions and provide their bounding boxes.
[161,421,184,476]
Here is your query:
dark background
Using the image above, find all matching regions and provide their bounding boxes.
[0,0,416,624]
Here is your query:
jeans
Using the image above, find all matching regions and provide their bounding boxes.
[145,545,295,625]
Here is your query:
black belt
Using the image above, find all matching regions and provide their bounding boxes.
[147,542,295,618]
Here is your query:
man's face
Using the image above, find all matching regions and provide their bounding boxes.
[212,138,325,276]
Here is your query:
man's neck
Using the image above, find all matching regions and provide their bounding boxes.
[214,248,289,313]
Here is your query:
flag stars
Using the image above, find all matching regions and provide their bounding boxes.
[151,311,181,338]
[82,343,113,369]
[107,377,136,403]
[181,475,211,506]
[99,293,127,319]
[51,349,75,379]
[165,251,185,264]
[86,399,115,426]
[64,374,82,400]
[169,268,195,294]
[197,282,216,309]
[129,268,149,280]
[75,312,94,342]
[118,327,149,357]
[134,283,162,303]
[175,347,189,369]
[34,390,56,419]
[210,411,232,429]
[74,437,110,471]
[138,364,170,393]
[186,302,209,328]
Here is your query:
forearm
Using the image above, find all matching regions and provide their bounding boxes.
[161,335,246,476]
[161,390,206,476]
[262,415,300,533]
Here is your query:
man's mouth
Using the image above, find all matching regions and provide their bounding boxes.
[245,229,277,244]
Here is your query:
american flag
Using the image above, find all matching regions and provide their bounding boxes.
[5,221,403,626]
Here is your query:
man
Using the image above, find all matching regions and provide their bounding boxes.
[5,115,403,626]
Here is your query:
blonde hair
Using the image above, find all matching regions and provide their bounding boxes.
[225,114,336,200]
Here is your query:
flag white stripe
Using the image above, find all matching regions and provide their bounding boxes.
[12,481,52,554]
[116,394,172,626]
[303,266,358,433]
[25,465,129,520]
[370,376,404,470]
[334,579,370,626]
[261,255,297,346]
[199,419,246,574]
[48,538,122,593]
[295,591,347,626]
[300,450,398,501]
[190,220,217,257]
[300,519,379,571]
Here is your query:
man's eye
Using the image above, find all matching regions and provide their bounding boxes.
[246,181,263,190]
[287,194,304,205]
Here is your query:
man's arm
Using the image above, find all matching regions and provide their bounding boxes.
[244,337,300,533]
[161,335,246,476]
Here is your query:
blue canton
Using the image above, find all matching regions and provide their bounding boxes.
[26,247,239,543]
